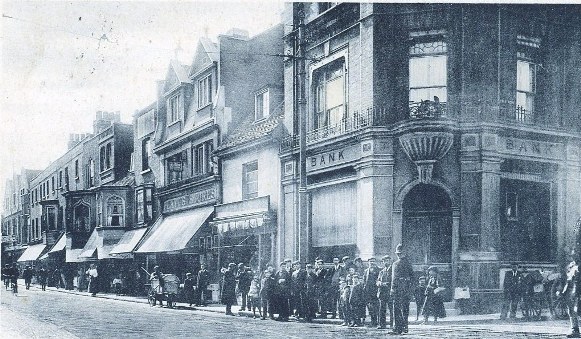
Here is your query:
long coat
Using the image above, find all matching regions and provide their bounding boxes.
[377,266,392,301]
[363,265,380,301]
[390,258,414,299]
[349,283,366,318]
[422,275,446,318]
[221,269,237,305]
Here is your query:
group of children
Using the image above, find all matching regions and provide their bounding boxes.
[338,272,366,327]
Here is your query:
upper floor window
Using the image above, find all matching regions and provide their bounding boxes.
[136,187,153,224]
[197,75,212,108]
[87,159,95,187]
[142,138,152,171]
[73,203,90,232]
[75,159,79,179]
[168,95,180,124]
[242,161,258,200]
[107,196,124,227]
[100,143,112,171]
[137,109,155,138]
[46,206,56,230]
[313,59,345,130]
[409,40,447,105]
[255,89,270,121]
[166,150,188,184]
[516,36,539,123]
[51,176,55,192]
[193,141,213,176]
[64,167,69,190]
[58,171,63,189]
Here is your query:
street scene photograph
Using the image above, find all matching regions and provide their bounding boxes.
[1,1,581,338]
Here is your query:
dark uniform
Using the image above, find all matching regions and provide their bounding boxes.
[390,245,414,335]
[500,264,523,319]
[376,256,392,329]
[363,259,380,327]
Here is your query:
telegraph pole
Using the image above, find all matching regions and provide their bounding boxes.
[295,4,309,263]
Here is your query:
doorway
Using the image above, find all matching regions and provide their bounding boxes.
[402,183,453,265]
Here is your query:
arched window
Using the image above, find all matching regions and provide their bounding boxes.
[73,203,91,232]
[107,196,124,227]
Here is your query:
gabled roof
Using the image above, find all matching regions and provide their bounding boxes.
[217,103,284,152]
[189,38,218,77]
[170,59,191,84]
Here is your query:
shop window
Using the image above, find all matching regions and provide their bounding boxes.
[313,59,345,130]
[197,75,212,108]
[255,89,270,121]
[409,40,447,106]
[242,161,258,200]
[106,196,124,227]
[142,138,151,170]
[506,192,518,221]
[168,95,180,124]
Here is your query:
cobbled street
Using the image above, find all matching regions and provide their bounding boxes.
[0,286,571,339]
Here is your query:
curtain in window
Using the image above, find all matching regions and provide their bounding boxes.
[311,182,356,247]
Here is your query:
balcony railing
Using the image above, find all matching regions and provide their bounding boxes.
[462,104,552,127]
[280,106,389,152]
[408,100,447,119]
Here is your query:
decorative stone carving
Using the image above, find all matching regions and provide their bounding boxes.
[399,132,454,183]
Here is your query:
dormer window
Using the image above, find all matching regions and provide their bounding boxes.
[168,95,180,124]
[197,74,212,109]
[255,89,270,121]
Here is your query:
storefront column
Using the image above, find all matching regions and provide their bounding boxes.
[557,157,581,253]
[451,207,460,289]
[356,139,394,258]
[480,156,502,253]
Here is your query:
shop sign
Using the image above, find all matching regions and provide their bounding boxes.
[307,145,358,172]
[163,186,216,213]
[501,137,564,161]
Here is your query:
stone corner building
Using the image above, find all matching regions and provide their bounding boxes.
[279,3,581,310]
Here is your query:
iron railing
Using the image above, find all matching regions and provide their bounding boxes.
[408,100,447,119]
[280,106,389,152]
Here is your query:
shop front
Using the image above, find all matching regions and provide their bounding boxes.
[211,196,276,272]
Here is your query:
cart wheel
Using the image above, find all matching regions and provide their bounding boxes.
[148,292,155,307]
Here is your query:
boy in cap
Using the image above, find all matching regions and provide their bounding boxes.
[339,278,351,326]
[304,264,318,322]
[260,270,275,320]
[349,274,366,327]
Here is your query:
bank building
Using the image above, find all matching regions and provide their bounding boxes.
[278,3,581,309]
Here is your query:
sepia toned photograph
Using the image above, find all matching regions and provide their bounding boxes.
[1,1,580,338]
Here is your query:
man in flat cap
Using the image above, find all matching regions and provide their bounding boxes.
[364,257,381,327]
[304,263,318,322]
[291,261,306,318]
[390,244,414,335]
[314,258,328,318]
[376,255,393,329]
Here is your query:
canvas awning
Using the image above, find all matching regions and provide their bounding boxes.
[79,228,100,259]
[109,227,148,256]
[66,248,86,263]
[48,233,66,254]
[135,206,213,253]
[17,244,47,262]
[210,196,274,235]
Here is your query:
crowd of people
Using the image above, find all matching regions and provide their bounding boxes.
[218,244,445,335]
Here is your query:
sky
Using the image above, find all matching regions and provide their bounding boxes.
[0,0,284,196]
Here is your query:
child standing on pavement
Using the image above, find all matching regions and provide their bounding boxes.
[248,274,261,318]
[339,279,351,326]
[260,270,274,320]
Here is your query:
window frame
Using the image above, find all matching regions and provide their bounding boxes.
[516,57,536,121]
[408,40,448,105]
[106,196,125,227]
[142,138,151,171]
[312,58,346,130]
[167,94,180,124]
[242,161,258,200]
[255,89,270,121]
[197,74,213,109]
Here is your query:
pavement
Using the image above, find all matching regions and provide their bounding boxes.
[1,279,574,338]
[22,280,572,331]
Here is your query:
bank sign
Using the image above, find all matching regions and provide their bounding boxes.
[307,145,359,173]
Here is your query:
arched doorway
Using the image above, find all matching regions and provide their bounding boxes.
[402,183,452,265]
